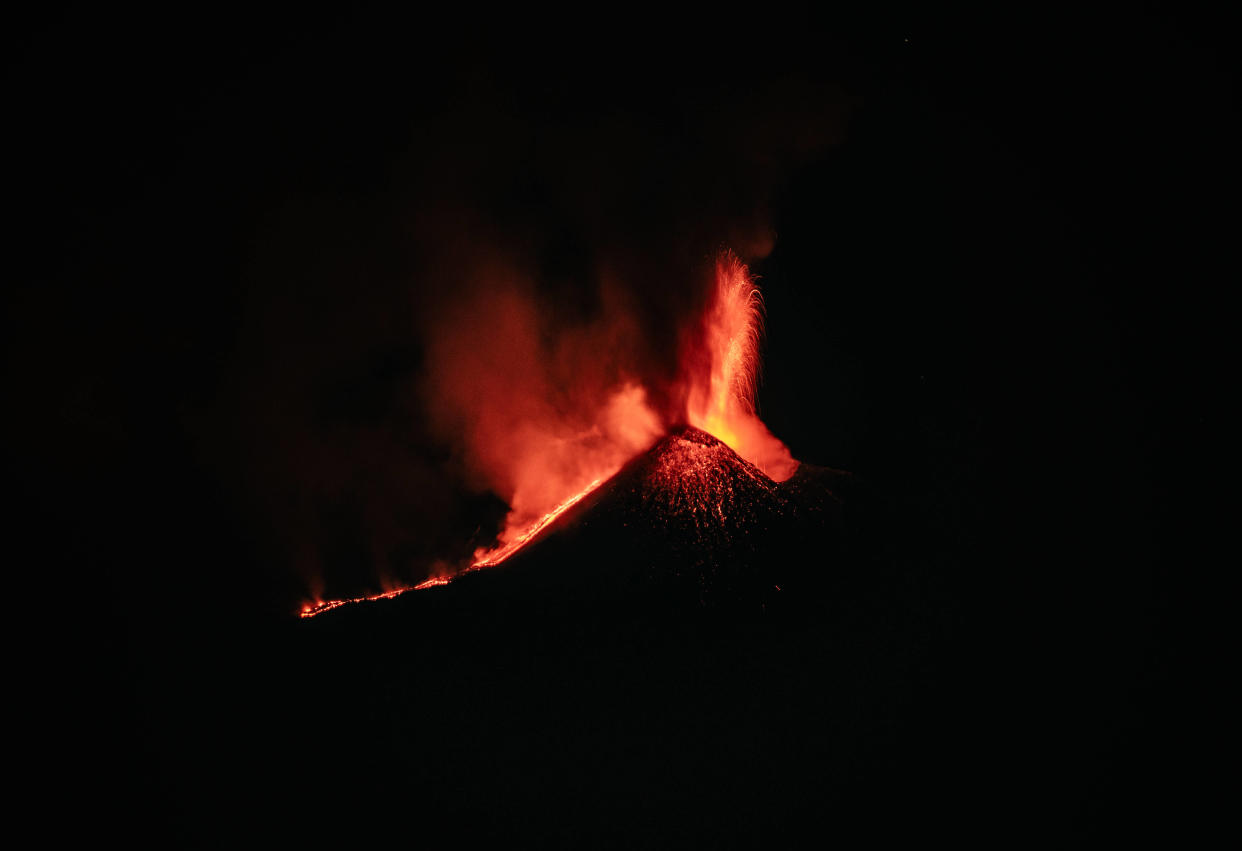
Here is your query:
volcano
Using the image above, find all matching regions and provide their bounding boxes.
[300,252,837,619]
[449,424,856,607]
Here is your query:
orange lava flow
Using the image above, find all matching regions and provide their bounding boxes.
[471,476,603,568]
[299,588,410,619]
[299,578,453,618]
[299,478,605,618]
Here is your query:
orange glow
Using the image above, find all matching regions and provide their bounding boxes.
[299,580,459,619]
[456,252,797,581]
[299,250,799,618]
[299,587,410,619]
[471,476,602,567]
[299,477,603,616]
[464,382,662,572]
[682,252,797,481]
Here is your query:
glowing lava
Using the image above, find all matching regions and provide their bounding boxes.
[683,252,798,481]
[299,479,605,617]
[471,477,603,567]
[299,588,409,619]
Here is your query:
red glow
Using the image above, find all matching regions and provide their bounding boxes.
[300,250,798,617]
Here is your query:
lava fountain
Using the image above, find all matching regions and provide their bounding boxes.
[683,252,798,482]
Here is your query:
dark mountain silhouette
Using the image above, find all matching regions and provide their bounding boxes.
[24,6,1198,843]
[232,425,940,846]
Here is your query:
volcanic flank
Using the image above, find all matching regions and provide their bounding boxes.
[477,425,809,605]
[308,425,856,620]
[285,421,913,847]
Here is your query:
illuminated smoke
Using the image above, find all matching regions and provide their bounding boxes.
[420,267,664,568]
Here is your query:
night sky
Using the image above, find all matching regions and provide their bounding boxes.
[7,5,1229,845]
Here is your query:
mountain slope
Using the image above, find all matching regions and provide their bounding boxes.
[396,425,855,614]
